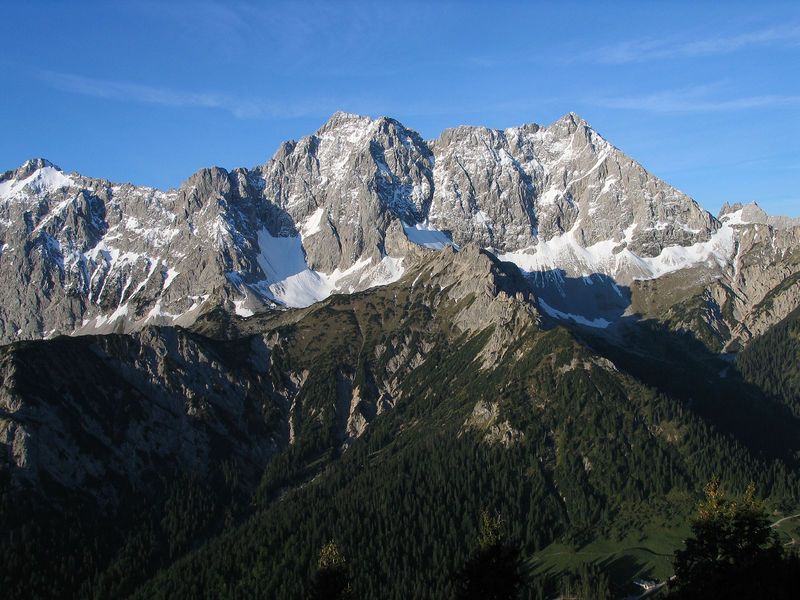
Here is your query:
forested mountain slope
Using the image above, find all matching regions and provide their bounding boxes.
[2,249,799,598]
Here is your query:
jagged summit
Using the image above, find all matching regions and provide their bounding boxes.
[0,158,73,203]
[314,110,375,137]
[719,201,745,218]
[435,111,588,140]
[720,201,800,230]
[1,158,60,182]
[550,110,590,132]
[317,110,594,146]
[325,109,371,123]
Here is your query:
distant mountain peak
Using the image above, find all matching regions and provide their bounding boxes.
[2,158,60,182]
[719,201,800,230]
[554,110,588,126]
[1,158,72,203]
[316,110,375,135]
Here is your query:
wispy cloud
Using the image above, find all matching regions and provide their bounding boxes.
[585,24,800,64]
[129,0,255,60]
[37,68,557,131]
[593,84,800,113]
[38,70,329,119]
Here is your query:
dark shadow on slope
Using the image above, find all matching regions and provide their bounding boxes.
[520,269,637,330]
[220,170,311,287]
[579,320,800,464]
[508,268,800,464]
[599,554,654,587]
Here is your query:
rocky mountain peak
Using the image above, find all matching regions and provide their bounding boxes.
[551,111,590,134]
[0,158,74,204]
[718,201,744,218]
[315,110,375,137]
[2,158,59,182]
[719,201,800,230]
[179,166,233,203]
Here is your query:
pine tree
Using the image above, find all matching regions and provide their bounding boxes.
[670,480,800,599]
[453,510,524,600]
[310,540,354,600]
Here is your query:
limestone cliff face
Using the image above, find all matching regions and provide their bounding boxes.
[722,207,800,347]
[430,113,716,257]
[259,112,435,272]
[0,111,730,345]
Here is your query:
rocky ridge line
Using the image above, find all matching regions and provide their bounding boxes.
[0,112,797,348]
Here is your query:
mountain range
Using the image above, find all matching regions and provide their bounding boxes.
[1,112,800,599]
[2,111,797,351]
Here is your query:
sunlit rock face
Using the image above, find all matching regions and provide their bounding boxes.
[2,112,797,350]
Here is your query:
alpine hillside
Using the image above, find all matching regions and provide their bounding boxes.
[2,112,800,599]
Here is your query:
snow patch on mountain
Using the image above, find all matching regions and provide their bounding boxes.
[0,166,73,201]
[364,255,405,287]
[494,220,736,284]
[233,299,254,318]
[257,267,335,308]
[147,299,180,321]
[720,209,748,226]
[163,267,180,290]
[300,207,326,238]
[92,303,130,328]
[249,228,406,308]
[538,298,611,328]
[403,220,455,250]
[256,229,308,282]
[637,223,735,277]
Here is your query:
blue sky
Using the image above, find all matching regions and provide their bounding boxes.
[2,1,799,217]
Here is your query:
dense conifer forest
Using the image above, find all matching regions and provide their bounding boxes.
[2,282,800,598]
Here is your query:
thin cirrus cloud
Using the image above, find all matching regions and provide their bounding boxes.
[584,24,800,64]
[37,70,327,119]
[594,85,800,113]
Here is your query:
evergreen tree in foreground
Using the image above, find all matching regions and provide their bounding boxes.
[310,540,354,600]
[669,480,800,600]
[453,510,524,600]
